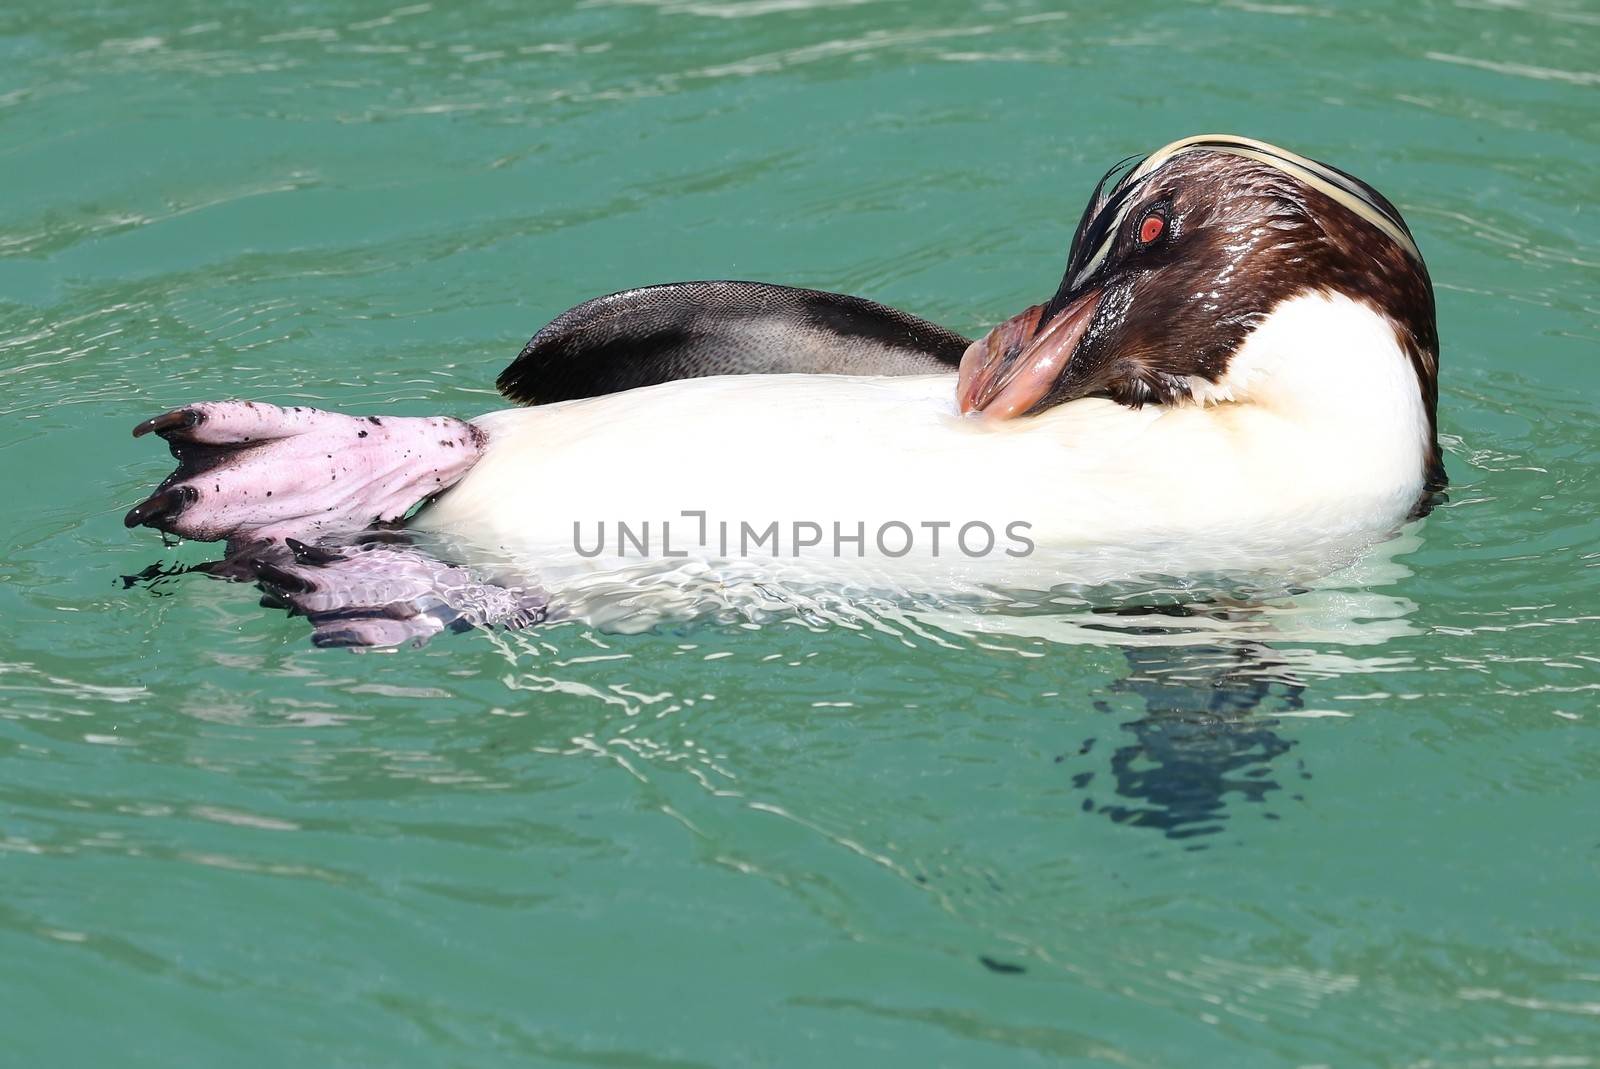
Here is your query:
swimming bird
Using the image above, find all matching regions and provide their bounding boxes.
[124,134,1443,647]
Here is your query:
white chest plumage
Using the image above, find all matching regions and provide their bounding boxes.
[413,291,1429,595]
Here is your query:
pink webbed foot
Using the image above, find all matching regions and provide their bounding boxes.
[124,401,484,546]
[245,537,548,649]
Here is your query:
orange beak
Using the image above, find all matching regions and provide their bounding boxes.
[956,290,1102,419]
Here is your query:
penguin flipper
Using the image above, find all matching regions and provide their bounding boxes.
[496,281,971,405]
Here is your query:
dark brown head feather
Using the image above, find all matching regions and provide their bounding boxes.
[1038,147,1443,494]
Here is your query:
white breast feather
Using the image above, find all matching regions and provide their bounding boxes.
[413,290,1429,600]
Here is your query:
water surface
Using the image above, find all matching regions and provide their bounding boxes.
[3,1,1598,1065]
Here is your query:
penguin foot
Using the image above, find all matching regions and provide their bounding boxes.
[124,401,485,546]
[227,536,548,649]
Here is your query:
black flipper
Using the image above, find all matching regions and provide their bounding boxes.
[497,280,971,405]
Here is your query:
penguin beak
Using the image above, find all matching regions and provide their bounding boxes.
[956,289,1102,419]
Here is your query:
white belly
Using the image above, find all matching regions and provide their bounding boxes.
[412,367,1425,602]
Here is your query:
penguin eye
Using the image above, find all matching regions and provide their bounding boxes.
[1137,210,1166,246]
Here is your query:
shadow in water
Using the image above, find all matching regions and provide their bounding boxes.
[1064,605,1314,846]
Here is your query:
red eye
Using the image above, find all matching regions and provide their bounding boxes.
[1139,213,1165,244]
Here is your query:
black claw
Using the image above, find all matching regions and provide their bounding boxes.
[133,408,202,440]
[252,561,316,595]
[123,484,198,529]
[286,538,347,567]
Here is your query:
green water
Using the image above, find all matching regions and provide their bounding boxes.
[4,1,1598,1065]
